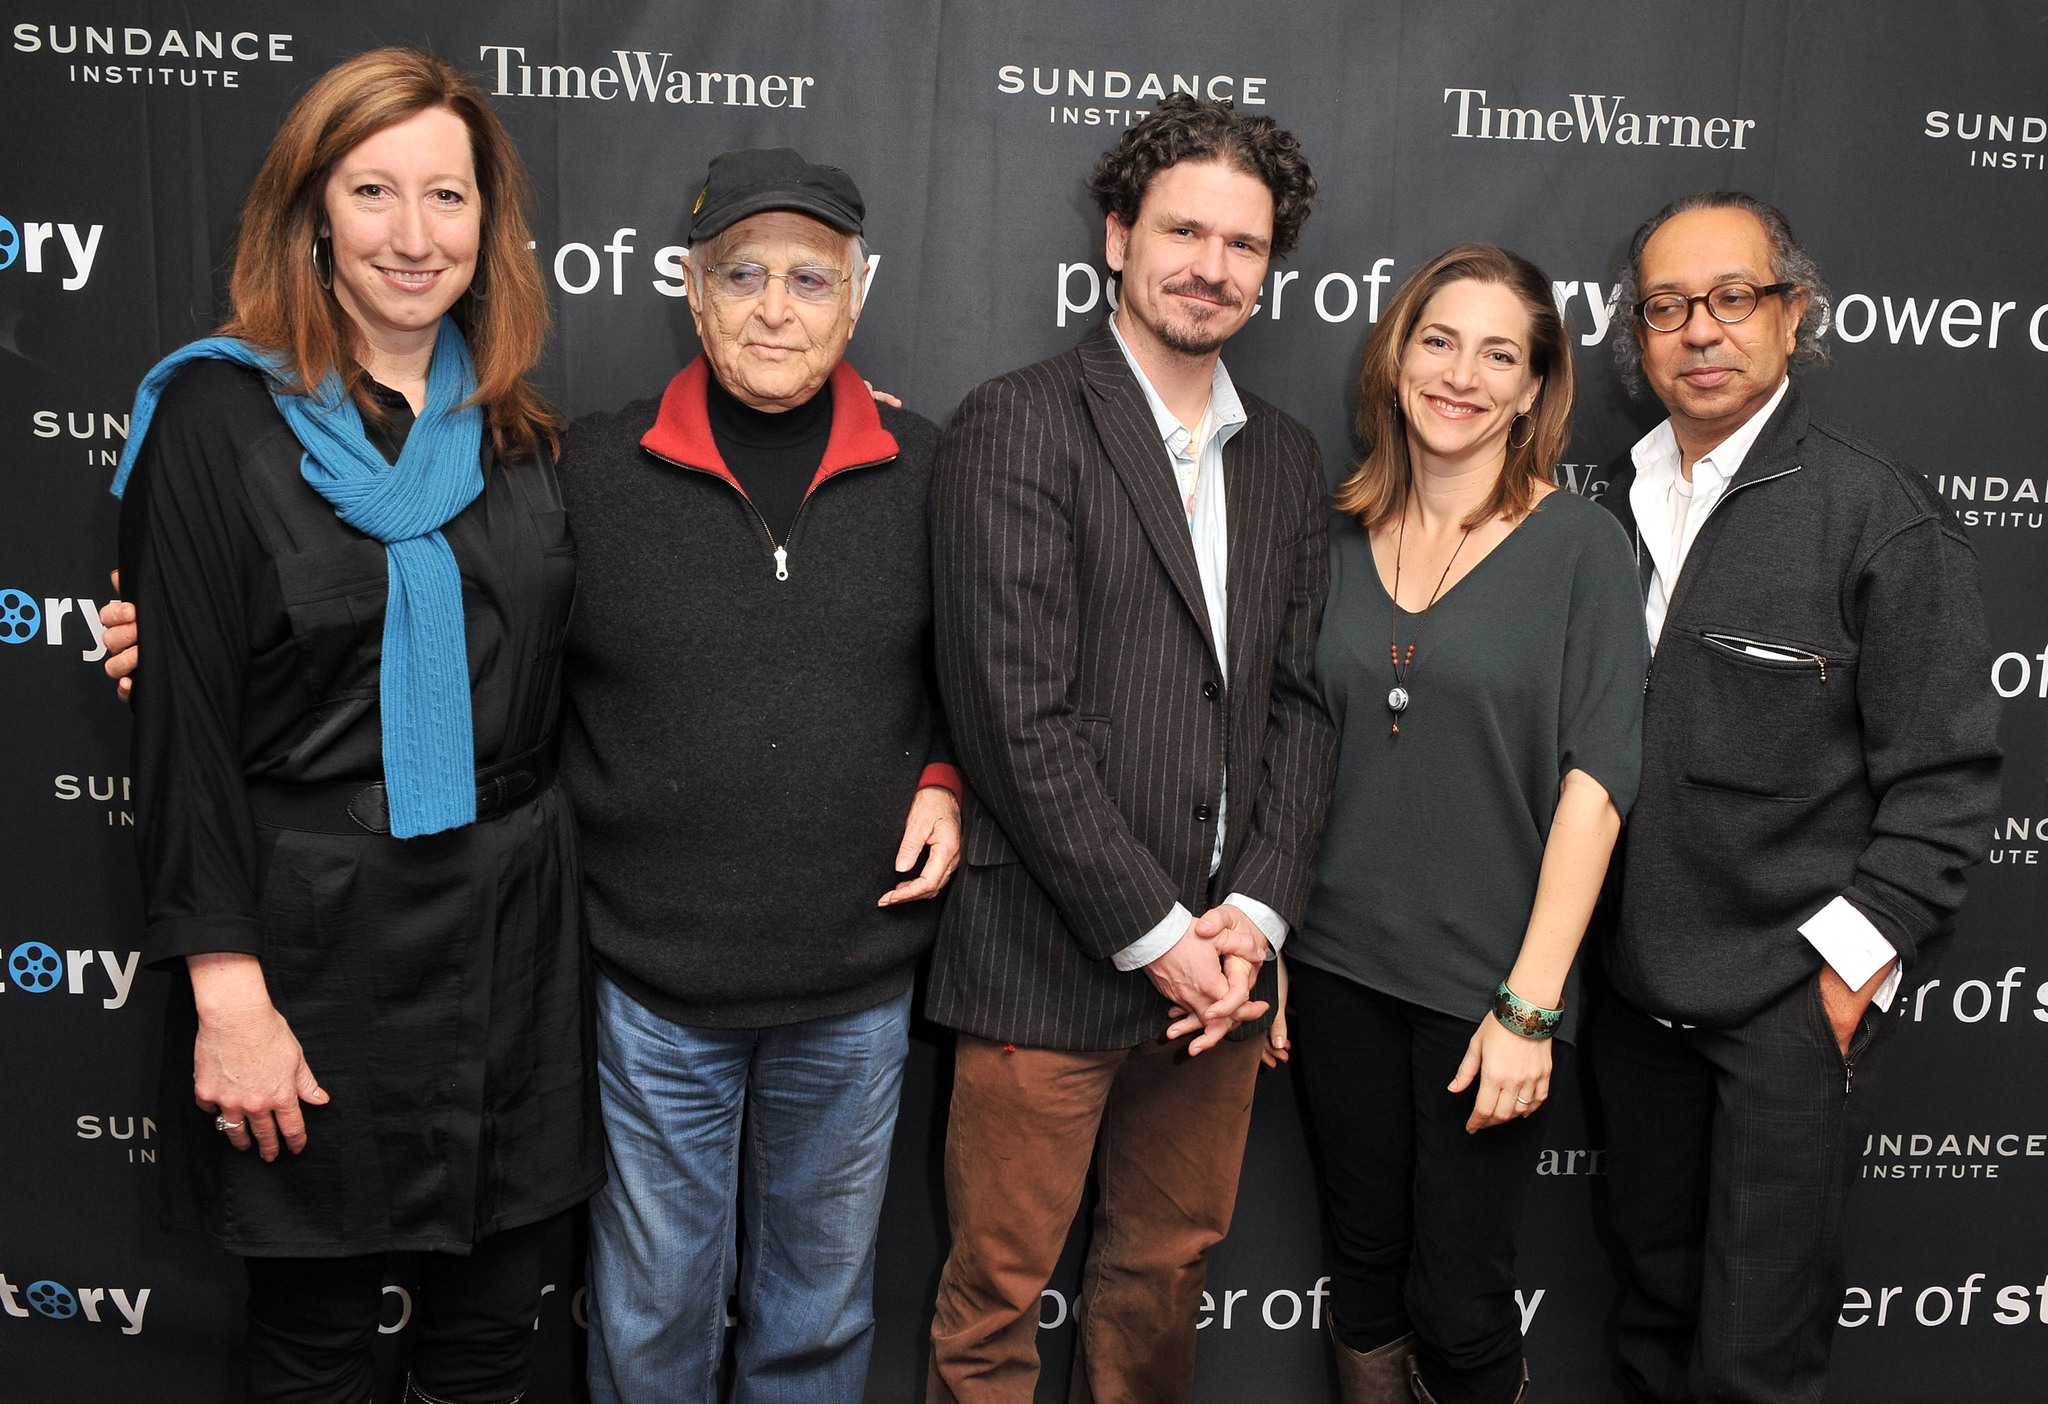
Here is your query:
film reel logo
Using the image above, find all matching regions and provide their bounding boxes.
[0,588,118,661]
[0,588,41,644]
[8,942,62,992]
[0,1272,153,1333]
[25,1281,76,1318]
[4,943,144,1007]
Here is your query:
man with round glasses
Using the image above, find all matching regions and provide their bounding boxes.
[1586,190,2002,1404]
[1635,278,1797,334]
[563,146,964,1402]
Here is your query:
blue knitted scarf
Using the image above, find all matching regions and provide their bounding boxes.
[112,318,485,838]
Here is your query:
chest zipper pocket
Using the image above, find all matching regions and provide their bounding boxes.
[1700,632,1827,683]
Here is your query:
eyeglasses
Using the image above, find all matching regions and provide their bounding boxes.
[1635,281,1797,333]
[702,260,850,304]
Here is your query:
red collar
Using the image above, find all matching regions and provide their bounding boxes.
[639,356,899,496]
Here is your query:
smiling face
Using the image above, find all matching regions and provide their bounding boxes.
[684,210,861,411]
[1105,158,1272,360]
[321,105,480,355]
[1634,205,1807,450]
[1397,277,1543,470]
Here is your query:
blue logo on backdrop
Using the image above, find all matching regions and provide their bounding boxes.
[0,1271,152,1332]
[0,216,103,288]
[26,1281,76,1318]
[0,589,38,643]
[9,942,62,992]
[0,589,112,658]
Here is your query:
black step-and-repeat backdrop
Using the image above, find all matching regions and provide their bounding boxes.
[3,3,2043,1400]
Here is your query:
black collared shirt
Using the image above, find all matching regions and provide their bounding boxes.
[118,359,600,1253]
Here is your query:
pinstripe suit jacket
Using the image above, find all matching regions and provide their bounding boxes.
[926,321,1337,1050]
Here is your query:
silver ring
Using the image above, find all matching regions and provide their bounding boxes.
[215,1115,243,1132]
[1514,1096,1532,1105]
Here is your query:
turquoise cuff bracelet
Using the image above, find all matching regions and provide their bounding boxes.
[1493,981,1563,1040]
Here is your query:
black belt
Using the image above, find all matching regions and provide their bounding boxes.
[248,742,558,837]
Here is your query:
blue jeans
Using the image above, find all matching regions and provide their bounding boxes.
[586,974,912,1404]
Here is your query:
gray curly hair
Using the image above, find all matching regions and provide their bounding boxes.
[1611,190,1832,400]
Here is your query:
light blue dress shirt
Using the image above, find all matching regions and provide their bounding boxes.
[1105,316,1290,971]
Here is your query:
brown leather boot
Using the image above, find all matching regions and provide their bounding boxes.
[1331,1328,1417,1403]
[1406,1357,1530,1403]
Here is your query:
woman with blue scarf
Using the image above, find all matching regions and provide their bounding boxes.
[113,49,599,1404]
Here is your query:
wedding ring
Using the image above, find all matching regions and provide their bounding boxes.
[215,1115,243,1132]
[1514,1096,1532,1104]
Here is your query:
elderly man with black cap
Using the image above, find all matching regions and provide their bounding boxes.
[565,148,961,1402]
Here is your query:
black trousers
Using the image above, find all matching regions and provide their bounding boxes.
[1290,960,1544,1404]
[242,1216,552,1404]
[1580,969,1896,1404]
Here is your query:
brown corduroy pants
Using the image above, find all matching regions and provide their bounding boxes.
[925,1030,1262,1404]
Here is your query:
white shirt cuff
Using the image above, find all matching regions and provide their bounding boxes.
[1112,903,1193,971]
[1872,962,1903,1013]
[1225,893,1289,956]
[1799,896,1902,1012]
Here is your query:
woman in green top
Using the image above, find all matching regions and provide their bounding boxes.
[1279,245,1647,1403]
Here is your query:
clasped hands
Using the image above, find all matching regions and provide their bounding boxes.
[1147,904,1270,1055]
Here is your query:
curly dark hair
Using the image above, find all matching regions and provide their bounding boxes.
[1085,94,1317,259]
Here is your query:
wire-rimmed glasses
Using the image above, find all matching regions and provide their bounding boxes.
[703,261,851,304]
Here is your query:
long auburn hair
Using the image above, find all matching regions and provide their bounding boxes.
[220,47,558,457]
[1334,243,1575,530]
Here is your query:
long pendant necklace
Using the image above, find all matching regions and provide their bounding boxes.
[1387,506,1472,736]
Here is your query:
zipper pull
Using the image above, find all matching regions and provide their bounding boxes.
[774,545,789,581]
[1817,655,1827,684]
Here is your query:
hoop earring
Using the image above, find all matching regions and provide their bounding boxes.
[311,235,333,290]
[1507,412,1535,450]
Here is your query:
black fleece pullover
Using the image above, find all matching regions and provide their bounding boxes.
[557,358,953,1029]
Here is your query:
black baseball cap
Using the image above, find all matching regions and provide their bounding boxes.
[686,148,865,243]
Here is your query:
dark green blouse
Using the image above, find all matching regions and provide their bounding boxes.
[1291,489,1648,1041]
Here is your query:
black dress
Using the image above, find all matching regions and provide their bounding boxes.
[119,360,603,1257]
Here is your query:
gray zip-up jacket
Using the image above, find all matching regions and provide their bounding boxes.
[1596,380,2002,1026]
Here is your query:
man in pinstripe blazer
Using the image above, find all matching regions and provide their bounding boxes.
[924,96,1338,1403]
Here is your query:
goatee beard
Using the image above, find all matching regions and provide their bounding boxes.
[1156,321,1231,356]
[1155,274,1241,356]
